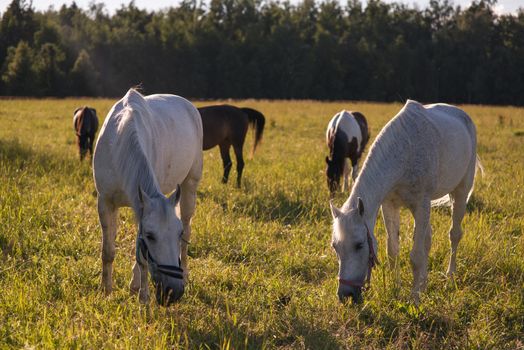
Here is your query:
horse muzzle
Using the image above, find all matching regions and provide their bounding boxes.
[155,278,185,306]
[338,284,362,304]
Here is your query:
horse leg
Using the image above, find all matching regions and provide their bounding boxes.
[351,157,359,181]
[409,199,432,302]
[98,198,118,294]
[129,262,141,295]
[233,143,245,188]
[446,177,473,277]
[219,143,232,184]
[382,200,400,269]
[88,134,95,160]
[179,160,202,282]
[342,159,349,192]
[138,260,149,304]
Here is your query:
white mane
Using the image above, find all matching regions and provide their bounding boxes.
[113,89,163,212]
[344,100,426,212]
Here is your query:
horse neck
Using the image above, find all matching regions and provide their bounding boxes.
[344,126,409,228]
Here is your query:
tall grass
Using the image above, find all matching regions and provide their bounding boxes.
[0,98,523,348]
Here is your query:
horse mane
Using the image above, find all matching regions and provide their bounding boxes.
[346,100,424,210]
[114,89,163,214]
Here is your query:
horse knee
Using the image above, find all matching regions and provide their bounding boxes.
[237,159,244,171]
[449,228,463,247]
[102,245,115,263]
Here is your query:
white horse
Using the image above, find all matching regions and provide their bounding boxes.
[325,110,370,196]
[93,89,202,306]
[330,100,482,303]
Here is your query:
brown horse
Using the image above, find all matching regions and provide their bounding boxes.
[198,105,265,187]
[73,106,99,161]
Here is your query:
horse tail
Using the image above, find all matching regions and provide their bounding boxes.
[431,154,484,207]
[241,107,265,157]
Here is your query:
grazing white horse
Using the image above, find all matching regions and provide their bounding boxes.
[325,110,369,196]
[330,100,482,303]
[93,89,202,306]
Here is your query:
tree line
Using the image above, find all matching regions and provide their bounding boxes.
[0,0,523,105]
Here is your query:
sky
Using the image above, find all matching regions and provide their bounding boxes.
[0,0,521,15]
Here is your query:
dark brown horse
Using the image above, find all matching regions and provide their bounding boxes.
[73,106,99,161]
[198,105,265,187]
[326,110,369,196]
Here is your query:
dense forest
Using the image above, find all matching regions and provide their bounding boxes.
[0,0,523,104]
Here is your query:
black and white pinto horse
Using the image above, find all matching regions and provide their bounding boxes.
[325,110,369,196]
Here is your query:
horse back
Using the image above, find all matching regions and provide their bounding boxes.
[74,107,99,136]
[327,111,363,150]
[199,105,248,150]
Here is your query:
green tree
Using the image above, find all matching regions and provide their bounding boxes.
[1,41,35,95]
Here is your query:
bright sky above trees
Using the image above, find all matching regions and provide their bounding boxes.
[0,0,522,14]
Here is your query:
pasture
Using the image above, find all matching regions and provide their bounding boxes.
[0,98,523,348]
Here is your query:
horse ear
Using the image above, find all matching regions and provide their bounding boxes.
[330,200,343,219]
[168,185,181,208]
[357,197,365,216]
[138,186,151,209]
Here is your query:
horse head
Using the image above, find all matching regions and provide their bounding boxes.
[137,185,185,306]
[330,198,379,304]
[325,156,343,196]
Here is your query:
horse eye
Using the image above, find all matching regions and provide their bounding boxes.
[145,232,156,242]
[355,242,364,250]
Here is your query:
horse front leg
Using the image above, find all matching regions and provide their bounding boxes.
[180,171,201,282]
[342,159,349,192]
[138,261,149,304]
[98,198,118,294]
[382,200,400,269]
[409,199,432,303]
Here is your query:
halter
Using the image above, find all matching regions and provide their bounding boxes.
[338,223,378,288]
[136,226,184,280]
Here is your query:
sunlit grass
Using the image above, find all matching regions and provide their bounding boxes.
[0,98,523,348]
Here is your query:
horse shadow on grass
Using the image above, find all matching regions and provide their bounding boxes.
[174,289,341,348]
[0,138,91,180]
[199,187,327,226]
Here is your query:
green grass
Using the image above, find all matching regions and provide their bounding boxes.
[0,98,523,349]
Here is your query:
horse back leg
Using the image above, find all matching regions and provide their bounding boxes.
[97,197,118,294]
[219,142,232,184]
[179,158,202,282]
[232,142,245,188]
[447,166,475,276]
[88,133,95,159]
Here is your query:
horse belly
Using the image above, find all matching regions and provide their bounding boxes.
[432,123,473,199]
[155,126,201,193]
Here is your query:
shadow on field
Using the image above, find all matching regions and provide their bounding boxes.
[200,188,326,225]
[0,138,84,177]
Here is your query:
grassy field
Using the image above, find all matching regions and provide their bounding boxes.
[0,97,523,349]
